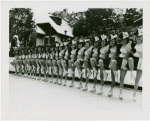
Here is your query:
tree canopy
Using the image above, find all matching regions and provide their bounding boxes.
[72,8,142,37]
[9,8,36,47]
[9,8,36,30]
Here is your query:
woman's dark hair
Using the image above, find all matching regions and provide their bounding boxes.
[13,37,17,41]
[71,43,77,49]
[37,46,41,53]
[90,37,95,46]
[55,46,59,54]
[29,48,33,54]
[49,45,55,53]
[45,46,50,53]
[78,41,84,47]
[119,33,130,44]
[107,38,117,54]
[125,37,130,44]
[14,50,18,55]
[64,44,71,59]
[18,50,22,55]
[21,48,24,54]
[110,38,117,47]
[59,45,64,50]
[101,39,108,47]
[41,46,46,53]
[129,38,134,43]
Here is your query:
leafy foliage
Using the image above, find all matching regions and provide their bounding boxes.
[124,8,142,26]
[72,8,142,37]
[9,8,37,48]
[73,8,114,37]
[9,8,36,29]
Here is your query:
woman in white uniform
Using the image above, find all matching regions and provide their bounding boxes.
[90,36,101,93]
[49,45,55,83]
[41,46,47,81]
[97,35,109,95]
[52,43,60,84]
[61,41,71,86]
[21,47,26,77]
[11,48,19,75]
[82,38,94,91]
[33,47,38,79]
[107,34,118,97]
[45,45,50,82]
[117,32,135,100]
[18,48,23,76]
[37,46,42,80]
[75,39,85,89]
[27,48,32,78]
[128,28,143,101]
[57,43,65,85]
[30,47,37,79]
[68,40,78,87]
[24,47,29,77]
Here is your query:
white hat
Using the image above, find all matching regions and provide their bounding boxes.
[111,34,118,40]
[13,35,18,39]
[101,35,107,41]
[79,39,84,43]
[59,43,64,47]
[138,28,143,36]
[84,39,90,43]
[94,36,99,42]
[64,42,69,46]
[56,43,59,47]
[122,32,129,39]
[72,40,77,44]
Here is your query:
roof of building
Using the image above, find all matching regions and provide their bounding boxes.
[35,14,73,37]
[36,25,46,35]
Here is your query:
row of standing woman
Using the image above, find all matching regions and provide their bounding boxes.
[11,28,143,102]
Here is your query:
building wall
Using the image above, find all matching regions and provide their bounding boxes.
[36,37,44,46]
[51,35,61,43]
[36,35,63,46]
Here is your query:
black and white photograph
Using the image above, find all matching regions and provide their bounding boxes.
[1,1,149,120]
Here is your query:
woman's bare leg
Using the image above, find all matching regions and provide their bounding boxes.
[90,58,98,92]
[133,70,142,101]
[119,69,127,100]
[61,60,68,86]
[69,60,75,87]
[97,59,105,95]
[82,68,88,91]
[57,60,63,85]
[82,59,91,91]
[108,60,117,96]
[75,60,83,89]
[128,57,135,84]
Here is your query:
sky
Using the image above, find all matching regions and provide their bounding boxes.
[32,6,141,22]
[32,7,88,21]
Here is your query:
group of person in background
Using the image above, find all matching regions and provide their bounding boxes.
[9,27,37,57]
[10,27,143,102]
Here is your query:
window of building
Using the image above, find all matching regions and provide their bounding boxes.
[44,36,49,45]
[50,37,55,44]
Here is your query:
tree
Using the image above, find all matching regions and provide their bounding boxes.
[73,8,114,37]
[9,8,36,47]
[124,8,142,26]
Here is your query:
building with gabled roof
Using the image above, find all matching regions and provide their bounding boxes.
[35,14,73,46]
